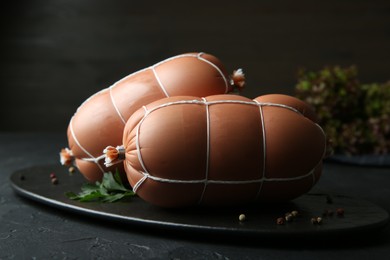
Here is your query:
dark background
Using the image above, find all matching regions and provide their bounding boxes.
[1,0,389,132]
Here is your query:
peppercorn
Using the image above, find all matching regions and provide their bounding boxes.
[20,175,25,181]
[311,216,323,225]
[322,209,334,217]
[51,178,58,185]
[239,214,246,222]
[285,213,293,222]
[291,210,299,217]
[68,166,75,174]
[276,217,285,225]
[336,208,345,216]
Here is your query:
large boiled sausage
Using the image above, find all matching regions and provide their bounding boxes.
[106,94,327,207]
[60,53,244,182]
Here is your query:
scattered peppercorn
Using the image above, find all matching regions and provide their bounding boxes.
[276,217,285,225]
[311,216,323,225]
[51,178,59,185]
[19,175,25,181]
[336,208,345,216]
[322,209,334,217]
[50,172,59,184]
[291,210,299,217]
[239,214,246,222]
[285,213,293,222]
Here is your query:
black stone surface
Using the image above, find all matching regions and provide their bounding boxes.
[1,133,390,259]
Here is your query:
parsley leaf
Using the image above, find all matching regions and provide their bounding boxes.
[66,170,135,202]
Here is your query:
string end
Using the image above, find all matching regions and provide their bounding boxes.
[103,145,125,167]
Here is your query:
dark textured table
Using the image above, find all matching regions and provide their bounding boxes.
[1,133,389,259]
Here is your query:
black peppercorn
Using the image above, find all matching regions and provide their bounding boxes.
[322,209,334,217]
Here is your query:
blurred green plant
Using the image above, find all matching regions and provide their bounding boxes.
[295,66,390,155]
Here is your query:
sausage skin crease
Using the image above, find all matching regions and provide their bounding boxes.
[122,94,327,208]
[64,52,236,182]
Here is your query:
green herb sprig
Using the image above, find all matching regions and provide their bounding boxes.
[66,170,135,202]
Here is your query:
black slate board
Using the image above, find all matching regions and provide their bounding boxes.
[10,164,389,238]
[327,154,390,167]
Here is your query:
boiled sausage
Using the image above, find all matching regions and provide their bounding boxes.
[61,53,243,182]
[108,94,326,207]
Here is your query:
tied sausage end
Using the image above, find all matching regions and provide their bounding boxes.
[230,68,246,90]
[103,145,125,167]
[59,148,75,166]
